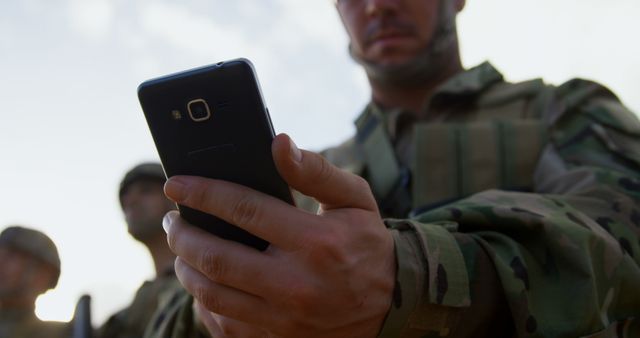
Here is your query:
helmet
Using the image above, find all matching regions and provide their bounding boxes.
[119,162,166,202]
[0,225,61,288]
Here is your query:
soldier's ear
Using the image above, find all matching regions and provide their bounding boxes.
[455,0,466,12]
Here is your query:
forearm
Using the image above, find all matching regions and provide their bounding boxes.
[379,220,511,338]
[380,187,640,338]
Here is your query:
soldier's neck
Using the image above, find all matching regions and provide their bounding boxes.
[0,298,35,313]
[144,234,176,278]
[369,57,463,117]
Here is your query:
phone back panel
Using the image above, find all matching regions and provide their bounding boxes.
[138,59,292,251]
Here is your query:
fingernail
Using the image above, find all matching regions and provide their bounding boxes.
[289,137,302,163]
[165,177,187,202]
[162,212,173,233]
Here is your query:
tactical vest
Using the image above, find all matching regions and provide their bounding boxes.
[354,79,555,218]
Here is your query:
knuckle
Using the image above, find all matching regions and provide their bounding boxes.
[199,247,226,281]
[315,156,335,183]
[283,282,317,316]
[353,174,371,192]
[309,232,334,253]
[185,182,209,208]
[230,194,260,226]
[217,319,237,337]
[194,286,222,313]
[309,230,350,266]
[352,175,377,207]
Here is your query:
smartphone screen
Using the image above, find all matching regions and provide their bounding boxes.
[138,59,293,251]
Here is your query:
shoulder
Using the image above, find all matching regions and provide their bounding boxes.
[41,321,71,337]
[19,320,71,338]
[142,287,206,338]
[553,79,640,134]
[471,76,554,120]
[131,276,180,308]
[548,78,640,173]
[477,78,548,107]
[98,306,130,337]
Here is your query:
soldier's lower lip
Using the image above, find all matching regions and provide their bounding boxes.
[371,36,412,48]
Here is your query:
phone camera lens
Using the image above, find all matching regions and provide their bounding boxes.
[187,99,211,122]
[192,103,206,117]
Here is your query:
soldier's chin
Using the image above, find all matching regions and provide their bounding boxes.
[351,43,438,88]
[369,44,422,64]
[360,43,420,67]
[366,57,440,88]
[370,57,414,71]
[128,223,163,242]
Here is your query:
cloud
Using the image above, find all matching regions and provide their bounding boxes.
[67,0,114,39]
[139,2,257,60]
[458,0,640,113]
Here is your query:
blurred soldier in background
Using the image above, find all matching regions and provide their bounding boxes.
[149,0,640,337]
[97,163,181,338]
[0,226,71,338]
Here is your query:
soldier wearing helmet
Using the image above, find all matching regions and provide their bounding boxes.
[97,163,181,338]
[0,226,71,338]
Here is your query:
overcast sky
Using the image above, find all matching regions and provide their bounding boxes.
[1,0,638,326]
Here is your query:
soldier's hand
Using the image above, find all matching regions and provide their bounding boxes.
[163,133,396,338]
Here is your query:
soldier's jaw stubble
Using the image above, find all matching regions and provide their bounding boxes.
[349,2,459,89]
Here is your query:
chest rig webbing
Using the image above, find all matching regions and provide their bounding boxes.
[355,80,554,218]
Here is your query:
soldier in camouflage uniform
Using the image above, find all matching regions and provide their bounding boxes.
[149,0,640,337]
[0,226,71,338]
[97,163,183,338]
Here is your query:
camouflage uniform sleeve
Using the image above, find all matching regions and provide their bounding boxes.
[377,80,640,338]
[97,308,130,338]
[143,287,210,338]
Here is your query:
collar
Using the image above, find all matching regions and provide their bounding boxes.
[359,62,504,140]
[431,61,503,99]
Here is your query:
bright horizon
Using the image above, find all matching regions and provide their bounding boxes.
[1,0,638,326]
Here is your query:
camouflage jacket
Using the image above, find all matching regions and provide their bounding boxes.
[144,62,640,338]
[0,308,71,338]
[98,274,181,338]
[320,62,640,337]
[142,286,209,338]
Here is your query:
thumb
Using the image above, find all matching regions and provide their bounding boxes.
[272,133,377,212]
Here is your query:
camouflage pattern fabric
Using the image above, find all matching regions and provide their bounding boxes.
[144,62,640,337]
[97,275,181,338]
[328,63,640,338]
[143,287,209,338]
[0,308,71,338]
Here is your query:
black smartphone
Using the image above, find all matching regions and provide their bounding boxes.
[138,58,294,251]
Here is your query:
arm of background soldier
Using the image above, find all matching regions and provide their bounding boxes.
[96,308,128,338]
[378,79,640,337]
[142,287,212,338]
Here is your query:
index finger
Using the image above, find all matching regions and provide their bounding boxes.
[164,175,316,250]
